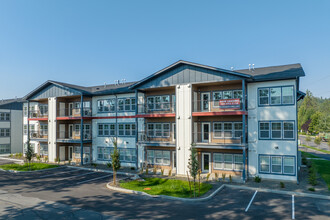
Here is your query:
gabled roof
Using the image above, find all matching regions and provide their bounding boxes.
[130,60,252,89]
[235,63,305,81]
[0,98,24,110]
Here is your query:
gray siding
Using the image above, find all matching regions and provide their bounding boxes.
[136,64,244,89]
[30,84,81,100]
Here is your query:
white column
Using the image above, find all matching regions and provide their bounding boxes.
[48,97,57,162]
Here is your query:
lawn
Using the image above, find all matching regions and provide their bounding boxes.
[0,163,58,171]
[120,177,213,198]
[300,151,320,158]
[302,144,330,154]
[311,159,330,191]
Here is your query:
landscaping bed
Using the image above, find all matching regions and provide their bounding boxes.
[0,163,58,171]
[119,177,213,198]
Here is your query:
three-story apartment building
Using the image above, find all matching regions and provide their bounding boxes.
[23,60,305,181]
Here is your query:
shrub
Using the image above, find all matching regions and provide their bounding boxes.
[106,162,112,168]
[161,168,164,176]
[44,156,48,162]
[328,141,330,147]
[308,187,315,191]
[229,175,232,183]
[254,176,261,183]
[206,173,211,181]
[305,136,312,142]
[18,153,23,158]
[214,173,218,181]
[153,167,157,174]
[222,173,226,181]
[302,157,307,165]
[9,154,13,158]
[36,155,41,162]
[280,182,285,188]
[314,137,321,145]
[308,167,317,186]
[15,153,19,158]
[168,169,172,177]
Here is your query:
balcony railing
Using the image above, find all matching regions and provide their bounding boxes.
[138,131,175,144]
[193,132,243,145]
[57,131,92,141]
[29,110,48,118]
[192,99,243,112]
[137,102,175,114]
[57,108,92,117]
[30,130,48,139]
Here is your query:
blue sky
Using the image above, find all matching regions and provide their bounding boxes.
[0,0,329,99]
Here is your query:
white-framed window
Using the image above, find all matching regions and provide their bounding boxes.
[282,86,294,104]
[213,92,222,107]
[98,99,116,112]
[97,147,111,160]
[118,98,135,111]
[271,156,282,173]
[233,90,243,99]
[147,150,154,164]
[259,88,269,105]
[283,156,295,175]
[234,122,243,138]
[147,123,171,138]
[163,124,170,137]
[146,95,170,111]
[118,123,136,136]
[260,156,270,173]
[224,123,233,138]
[270,87,281,105]
[75,146,81,159]
[117,99,124,111]
[234,154,243,170]
[0,128,10,137]
[259,86,294,106]
[155,124,162,137]
[213,153,223,169]
[213,123,223,138]
[23,125,28,135]
[147,150,170,165]
[224,154,233,170]
[39,105,48,116]
[271,122,282,139]
[259,122,270,139]
[223,91,233,99]
[283,122,294,139]
[0,144,10,154]
[40,144,48,156]
[0,113,10,121]
[40,124,48,136]
[24,106,28,116]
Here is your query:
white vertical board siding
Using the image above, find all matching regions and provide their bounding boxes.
[48,97,57,162]
[247,79,297,181]
[176,84,192,175]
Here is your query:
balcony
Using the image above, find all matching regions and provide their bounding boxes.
[29,110,48,118]
[137,101,175,115]
[193,132,243,148]
[57,130,92,143]
[30,130,48,140]
[138,131,175,146]
[57,107,92,118]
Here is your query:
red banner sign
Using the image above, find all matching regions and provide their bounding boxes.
[219,98,240,109]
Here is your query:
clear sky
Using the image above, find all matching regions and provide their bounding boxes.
[0,0,329,99]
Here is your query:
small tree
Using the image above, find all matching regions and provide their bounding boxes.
[25,144,34,171]
[187,144,199,197]
[111,140,121,185]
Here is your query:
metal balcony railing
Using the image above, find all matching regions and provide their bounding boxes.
[192,132,243,145]
[57,108,92,117]
[192,99,243,112]
[30,130,48,139]
[57,131,92,141]
[138,131,175,144]
[29,110,48,118]
[137,102,175,114]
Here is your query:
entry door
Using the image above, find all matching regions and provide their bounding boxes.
[201,92,210,111]
[172,151,176,169]
[59,124,66,139]
[68,146,73,160]
[202,153,211,173]
[202,123,210,143]
[59,146,66,161]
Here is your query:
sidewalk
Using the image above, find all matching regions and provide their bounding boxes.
[299,146,330,161]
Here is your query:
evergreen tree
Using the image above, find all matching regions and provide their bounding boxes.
[111,140,121,185]
[187,144,199,197]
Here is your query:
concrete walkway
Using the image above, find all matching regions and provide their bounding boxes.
[0,189,117,220]
[299,146,330,161]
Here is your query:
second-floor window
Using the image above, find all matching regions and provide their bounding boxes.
[213,122,243,138]
[98,124,116,136]
[213,90,242,106]
[258,86,294,106]
[147,95,170,110]
[118,123,136,136]
[98,99,116,112]
[118,98,135,111]
[259,121,295,140]
[147,123,170,137]
[0,113,10,121]
[40,124,48,135]
[0,128,10,137]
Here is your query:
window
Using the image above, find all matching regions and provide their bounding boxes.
[98,124,116,136]
[223,123,233,138]
[259,86,294,106]
[259,122,270,139]
[40,124,48,136]
[0,113,10,121]
[147,150,170,165]
[97,147,111,160]
[23,125,28,135]
[147,123,171,138]
[98,99,116,112]
[213,153,223,169]
[283,157,295,174]
[117,99,124,111]
[233,90,243,99]
[75,146,81,159]
[0,129,10,137]
[118,124,124,136]
[223,91,232,99]
[74,125,80,136]
[259,88,269,105]
[213,123,223,138]
[283,122,294,139]
[224,154,233,169]
[260,156,270,172]
[234,123,243,138]
[271,156,282,173]
[163,124,170,137]
[213,92,222,107]
[39,105,48,116]
[271,122,282,139]
[147,95,170,111]
[270,88,281,105]
[24,106,28,116]
[147,124,154,137]
[234,155,243,170]
[118,124,135,136]
[0,144,10,154]
[40,144,48,156]
[282,86,294,104]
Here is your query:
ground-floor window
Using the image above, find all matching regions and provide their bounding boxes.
[97,147,136,163]
[0,144,10,154]
[74,146,81,159]
[40,144,48,156]
[147,150,170,166]
[213,153,243,171]
[259,155,295,175]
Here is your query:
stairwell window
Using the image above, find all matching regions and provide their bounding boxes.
[270,88,281,105]
[258,86,294,106]
[259,122,270,139]
[271,156,282,173]
[259,121,295,140]
[283,122,294,139]
[271,122,282,139]
[282,86,294,104]
[283,157,295,175]
[259,156,270,173]
[259,88,269,105]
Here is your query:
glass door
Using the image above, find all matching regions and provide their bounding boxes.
[201,92,210,111]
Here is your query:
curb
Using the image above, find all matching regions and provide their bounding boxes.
[0,165,64,173]
[106,182,225,202]
[67,166,139,178]
[0,157,24,163]
[225,184,330,200]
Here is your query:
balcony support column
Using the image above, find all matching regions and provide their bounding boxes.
[135,90,139,169]
[242,147,246,182]
[27,101,30,149]
[80,94,84,166]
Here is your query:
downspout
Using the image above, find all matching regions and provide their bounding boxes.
[242,79,246,182]
[115,94,118,142]
[296,77,299,184]
[135,90,139,169]
[27,101,30,152]
[80,94,84,166]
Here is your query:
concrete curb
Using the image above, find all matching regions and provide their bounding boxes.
[225,184,330,200]
[67,166,139,178]
[0,165,64,173]
[106,182,225,202]
[0,157,24,163]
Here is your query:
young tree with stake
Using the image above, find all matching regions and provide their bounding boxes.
[187,144,199,197]
[111,139,121,185]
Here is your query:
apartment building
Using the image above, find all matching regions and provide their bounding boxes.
[0,98,23,155]
[23,60,305,181]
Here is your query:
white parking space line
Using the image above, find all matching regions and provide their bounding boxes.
[292,195,295,219]
[40,169,81,178]
[245,190,258,212]
[76,174,113,185]
[57,171,96,181]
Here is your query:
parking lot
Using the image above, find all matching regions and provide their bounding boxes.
[0,159,329,219]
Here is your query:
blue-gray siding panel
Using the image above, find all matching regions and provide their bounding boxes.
[136,64,244,89]
[30,84,81,100]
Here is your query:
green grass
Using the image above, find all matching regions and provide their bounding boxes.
[120,177,212,198]
[300,151,320,158]
[310,159,330,191]
[0,163,58,171]
[302,144,330,154]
